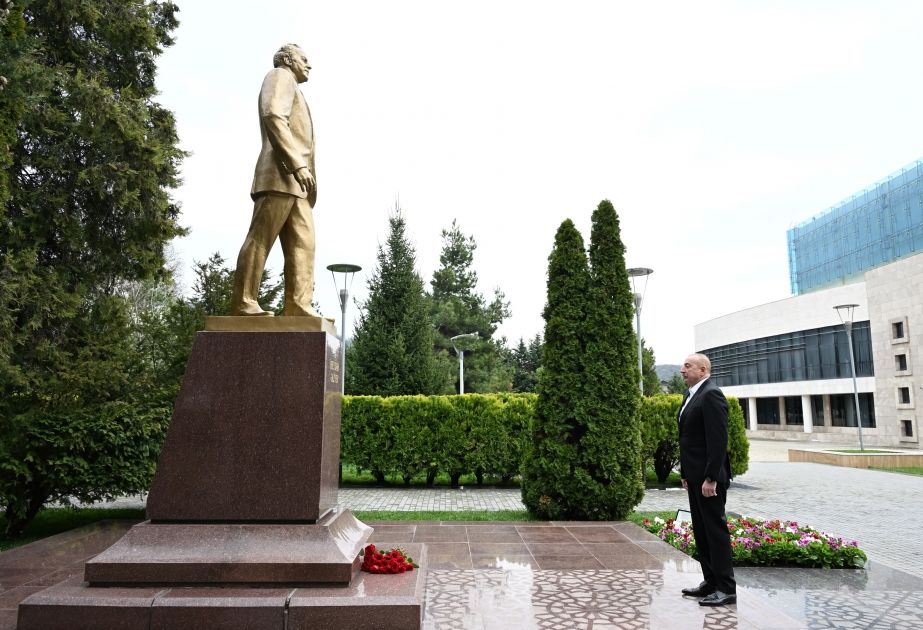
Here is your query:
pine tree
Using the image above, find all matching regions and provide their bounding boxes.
[509,334,543,393]
[521,219,589,518]
[577,199,643,519]
[348,209,445,395]
[641,338,661,396]
[430,220,512,393]
[0,1,185,536]
[665,373,686,394]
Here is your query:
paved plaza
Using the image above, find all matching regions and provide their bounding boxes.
[339,440,923,581]
[4,439,923,628]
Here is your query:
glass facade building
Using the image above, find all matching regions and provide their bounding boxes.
[703,322,873,387]
[787,160,923,294]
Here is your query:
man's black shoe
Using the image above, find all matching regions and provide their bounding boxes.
[698,591,736,606]
[681,581,715,597]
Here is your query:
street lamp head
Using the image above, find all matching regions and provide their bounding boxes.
[327,263,362,308]
[450,332,479,352]
[627,266,653,295]
[327,263,362,275]
[833,303,859,326]
[627,267,654,278]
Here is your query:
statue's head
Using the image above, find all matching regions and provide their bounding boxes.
[273,44,310,83]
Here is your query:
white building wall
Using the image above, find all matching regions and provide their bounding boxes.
[696,283,868,351]
[721,377,875,399]
[865,253,923,445]
[694,252,923,447]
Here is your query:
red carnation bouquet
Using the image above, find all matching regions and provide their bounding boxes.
[361,544,418,574]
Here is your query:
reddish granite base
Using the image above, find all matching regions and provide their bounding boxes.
[17,329,424,628]
[18,545,425,630]
[85,509,372,586]
[146,331,342,523]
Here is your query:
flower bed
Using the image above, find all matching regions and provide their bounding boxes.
[642,516,867,569]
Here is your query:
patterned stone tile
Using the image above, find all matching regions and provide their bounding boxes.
[804,590,923,629]
[424,569,664,630]
[424,569,537,629]
[531,570,661,629]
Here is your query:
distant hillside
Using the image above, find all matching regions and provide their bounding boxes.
[655,364,680,381]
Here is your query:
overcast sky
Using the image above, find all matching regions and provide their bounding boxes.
[156,1,923,365]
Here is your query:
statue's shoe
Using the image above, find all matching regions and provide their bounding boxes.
[233,307,274,316]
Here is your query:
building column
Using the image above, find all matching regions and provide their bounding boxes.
[748,398,758,431]
[778,397,787,427]
[801,395,813,433]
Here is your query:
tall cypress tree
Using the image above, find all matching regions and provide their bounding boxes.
[0,1,185,535]
[522,202,644,520]
[578,199,643,519]
[521,219,589,518]
[348,209,446,395]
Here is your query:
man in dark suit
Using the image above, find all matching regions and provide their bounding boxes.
[678,353,736,606]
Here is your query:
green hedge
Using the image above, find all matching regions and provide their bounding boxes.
[640,394,750,482]
[341,394,532,486]
[341,393,748,485]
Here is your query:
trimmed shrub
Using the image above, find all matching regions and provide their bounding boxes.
[573,200,644,519]
[383,396,435,484]
[521,219,590,519]
[727,397,750,477]
[639,395,682,483]
[340,396,390,484]
[340,392,749,487]
[341,394,535,486]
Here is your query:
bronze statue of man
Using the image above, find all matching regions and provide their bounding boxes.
[231,43,319,316]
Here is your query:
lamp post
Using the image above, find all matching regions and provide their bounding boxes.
[327,263,362,395]
[450,332,479,394]
[833,303,864,451]
[627,267,653,395]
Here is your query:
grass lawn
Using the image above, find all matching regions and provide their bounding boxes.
[870,466,923,476]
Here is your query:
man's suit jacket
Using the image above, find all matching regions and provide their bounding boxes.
[251,67,316,206]
[678,378,732,487]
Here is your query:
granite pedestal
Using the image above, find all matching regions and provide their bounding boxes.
[146,328,342,523]
[18,320,424,629]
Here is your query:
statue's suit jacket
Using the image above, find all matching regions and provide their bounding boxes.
[678,378,732,487]
[250,67,316,206]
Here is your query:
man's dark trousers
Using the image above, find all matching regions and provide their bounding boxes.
[686,477,735,593]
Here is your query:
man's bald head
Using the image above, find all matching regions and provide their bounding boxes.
[680,353,711,387]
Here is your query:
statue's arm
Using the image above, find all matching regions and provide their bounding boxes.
[259,68,308,175]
